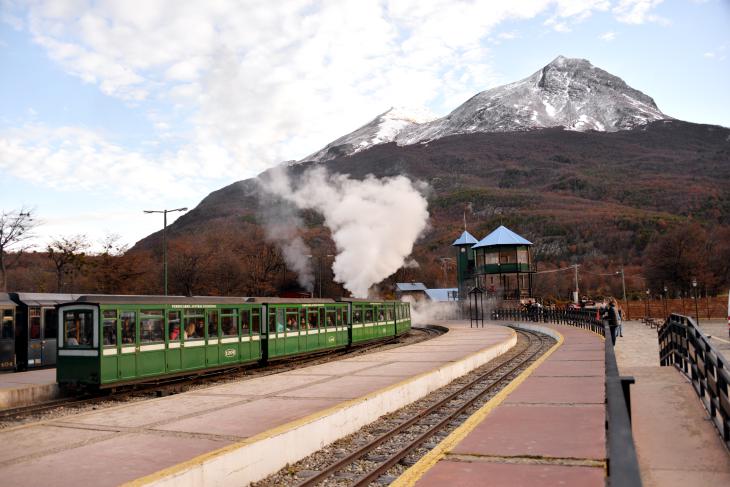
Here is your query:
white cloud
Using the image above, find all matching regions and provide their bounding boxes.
[600,31,617,41]
[613,0,667,25]
[0,0,663,194]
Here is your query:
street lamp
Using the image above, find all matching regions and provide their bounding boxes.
[144,207,188,295]
[645,289,650,319]
[692,278,699,324]
[663,285,668,318]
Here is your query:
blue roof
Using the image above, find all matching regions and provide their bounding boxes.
[452,230,478,246]
[396,282,428,292]
[425,288,459,302]
[472,225,532,249]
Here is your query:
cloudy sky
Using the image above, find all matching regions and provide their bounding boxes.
[1,0,728,250]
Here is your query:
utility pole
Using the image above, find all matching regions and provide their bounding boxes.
[573,264,579,304]
[144,207,188,295]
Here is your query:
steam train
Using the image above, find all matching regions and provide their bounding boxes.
[56,295,411,388]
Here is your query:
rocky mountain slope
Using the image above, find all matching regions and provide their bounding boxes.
[304,56,669,163]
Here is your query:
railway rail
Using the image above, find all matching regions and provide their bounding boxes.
[0,326,442,424]
[255,327,552,487]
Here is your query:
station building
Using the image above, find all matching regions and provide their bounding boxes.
[453,225,535,302]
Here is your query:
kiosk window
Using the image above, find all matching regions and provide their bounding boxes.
[103,309,117,346]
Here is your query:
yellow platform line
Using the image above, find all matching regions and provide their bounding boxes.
[391,325,565,487]
[124,326,517,486]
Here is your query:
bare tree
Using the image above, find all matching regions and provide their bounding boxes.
[0,207,37,291]
[47,235,90,292]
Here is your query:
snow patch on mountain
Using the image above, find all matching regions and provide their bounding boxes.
[300,56,670,162]
[301,107,435,163]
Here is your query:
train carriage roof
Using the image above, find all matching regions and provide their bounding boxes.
[245,297,336,304]
[337,297,398,304]
[0,293,14,306]
[11,293,81,306]
[72,295,246,305]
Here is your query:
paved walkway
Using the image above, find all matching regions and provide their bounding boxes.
[614,320,730,487]
[0,322,515,487]
[396,324,606,487]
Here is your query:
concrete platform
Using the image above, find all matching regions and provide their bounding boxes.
[0,321,516,487]
[394,323,607,487]
[615,320,730,487]
[0,368,59,409]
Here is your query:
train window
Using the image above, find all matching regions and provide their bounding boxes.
[238,310,249,336]
[103,309,117,346]
[285,308,298,332]
[207,311,220,340]
[268,310,276,333]
[276,308,285,333]
[29,308,41,340]
[319,307,325,328]
[1,309,14,339]
[120,311,136,344]
[377,307,385,322]
[364,307,373,323]
[353,307,362,324]
[386,307,393,321]
[300,308,307,329]
[184,316,205,340]
[140,310,164,343]
[43,309,57,339]
[251,309,260,334]
[63,309,93,347]
[168,311,181,341]
[308,310,318,329]
[336,308,343,326]
[325,309,336,328]
[222,314,237,336]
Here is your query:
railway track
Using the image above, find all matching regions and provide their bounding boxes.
[259,327,550,487]
[0,326,443,423]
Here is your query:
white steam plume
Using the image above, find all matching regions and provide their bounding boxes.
[260,166,429,297]
[256,190,314,291]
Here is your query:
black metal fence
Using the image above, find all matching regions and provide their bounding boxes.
[659,314,730,450]
[491,307,606,336]
[492,307,642,487]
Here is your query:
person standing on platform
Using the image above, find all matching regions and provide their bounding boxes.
[606,299,620,345]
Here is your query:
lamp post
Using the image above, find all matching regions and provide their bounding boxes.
[144,207,188,295]
[692,278,699,324]
[645,289,650,319]
[663,285,668,318]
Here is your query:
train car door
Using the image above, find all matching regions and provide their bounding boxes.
[0,296,15,371]
[41,307,58,366]
[28,306,42,367]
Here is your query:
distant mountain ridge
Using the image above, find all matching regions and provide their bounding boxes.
[303,56,670,163]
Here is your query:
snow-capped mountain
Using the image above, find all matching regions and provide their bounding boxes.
[302,107,435,163]
[302,56,670,162]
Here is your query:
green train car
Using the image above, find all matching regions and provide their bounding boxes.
[56,295,411,388]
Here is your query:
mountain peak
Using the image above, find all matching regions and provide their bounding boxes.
[301,56,671,162]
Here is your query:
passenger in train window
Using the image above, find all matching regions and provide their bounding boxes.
[222,316,237,336]
[286,316,297,332]
[169,324,180,341]
[103,326,117,345]
[184,321,196,339]
[121,318,135,343]
[308,312,318,329]
[195,318,205,338]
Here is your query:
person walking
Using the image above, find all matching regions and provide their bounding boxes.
[605,299,620,345]
[617,305,624,337]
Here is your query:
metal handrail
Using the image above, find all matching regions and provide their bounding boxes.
[491,307,642,486]
[658,313,730,450]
